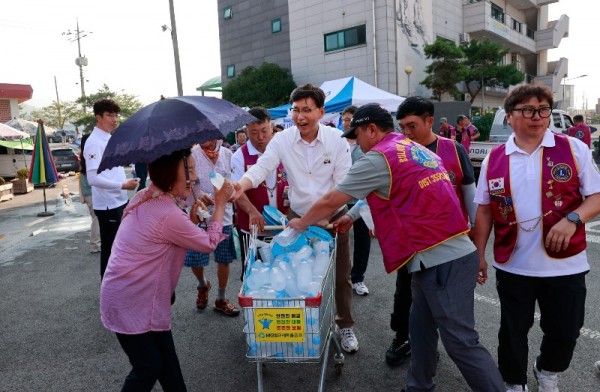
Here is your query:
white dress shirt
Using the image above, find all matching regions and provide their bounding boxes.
[231,140,278,207]
[84,127,128,210]
[242,123,351,216]
[475,130,600,277]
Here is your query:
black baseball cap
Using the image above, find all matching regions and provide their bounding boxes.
[341,103,394,139]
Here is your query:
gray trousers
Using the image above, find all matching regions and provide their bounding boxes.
[405,251,504,392]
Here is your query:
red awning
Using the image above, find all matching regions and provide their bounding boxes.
[0,83,33,103]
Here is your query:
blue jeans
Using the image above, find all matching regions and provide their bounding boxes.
[406,251,504,392]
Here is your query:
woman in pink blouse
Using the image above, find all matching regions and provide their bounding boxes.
[100,147,232,391]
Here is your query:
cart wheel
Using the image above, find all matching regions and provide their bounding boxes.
[335,362,343,375]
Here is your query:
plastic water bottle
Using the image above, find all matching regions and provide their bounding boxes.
[312,249,329,278]
[273,226,302,247]
[307,335,321,357]
[246,266,262,291]
[271,266,286,292]
[305,307,319,333]
[296,259,312,293]
[357,200,375,232]
[209,171,224,190]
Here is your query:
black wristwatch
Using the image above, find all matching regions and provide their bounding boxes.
[566,212,583,228]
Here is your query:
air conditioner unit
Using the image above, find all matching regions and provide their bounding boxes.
[459,33,470,44]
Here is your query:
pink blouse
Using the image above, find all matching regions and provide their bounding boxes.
[100,185,226,334]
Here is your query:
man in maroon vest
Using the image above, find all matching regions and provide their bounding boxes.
[231,107,289,263]
[473,84,600,392]
[287,103,505,391]
[567,114,591,148]
[382,96,477,367]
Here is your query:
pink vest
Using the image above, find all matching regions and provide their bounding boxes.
[567,124,591,147]
[435,137,467,222]
[439,124,455,139]
[487,134,586,263]
[367,133,470,273]
[453,126,473,152]
[237,144,289,232]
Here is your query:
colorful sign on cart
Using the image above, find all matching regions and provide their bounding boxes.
[253,308,305,342]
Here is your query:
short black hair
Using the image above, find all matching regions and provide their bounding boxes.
[289,84,326,108]
[247,107,270,124]
[573,114,584,122]
[342,105,358,116]
[395,96,434,120]
[148,148,192,192]
[236,128,247,136]
[504,83,554,113]
[93,99,120,116]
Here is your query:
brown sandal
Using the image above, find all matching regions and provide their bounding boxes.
[214,299,240,317]
[196,281,211,309]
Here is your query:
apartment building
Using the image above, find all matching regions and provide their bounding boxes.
[217,0,569,110]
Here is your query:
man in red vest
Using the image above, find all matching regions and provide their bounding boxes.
[567,114,591,148]
[382,96,477,367]
[438,117,454,138]
[473,84,600,392]
[231,107,289,263]
[287,103,505,391]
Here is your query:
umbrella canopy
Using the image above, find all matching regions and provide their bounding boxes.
[4,119,58,137]
[98,96,256,173]
[0,123,30,140]
[28,121,58,185]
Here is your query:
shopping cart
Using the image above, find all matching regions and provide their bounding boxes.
[238,225,344,392]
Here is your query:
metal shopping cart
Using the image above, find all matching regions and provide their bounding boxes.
[238,225,344,392]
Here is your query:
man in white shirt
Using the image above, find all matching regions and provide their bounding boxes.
[84,99,139,278]
[233,84,358,353]
[473,84,600,392]
[230,107,289,263]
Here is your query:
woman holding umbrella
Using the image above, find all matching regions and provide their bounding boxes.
[100,148,233,391]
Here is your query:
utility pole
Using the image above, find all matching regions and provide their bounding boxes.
[164,0,183,96]
[54,76,63,129]
[63,19,91,111]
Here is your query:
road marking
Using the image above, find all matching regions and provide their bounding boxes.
[24,217,52,227]
[475,293,600,342]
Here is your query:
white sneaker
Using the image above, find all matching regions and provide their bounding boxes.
[352,282,369,296]
[533,360,559,392]
[505,383,528,392]
[336,326,359,353]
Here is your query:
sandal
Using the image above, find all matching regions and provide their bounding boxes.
[196,281,211,309]
[214,299,240,317]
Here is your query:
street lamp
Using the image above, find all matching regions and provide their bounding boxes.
[404,66,414,97]
[163,0,183,96]
[562,74,587,110]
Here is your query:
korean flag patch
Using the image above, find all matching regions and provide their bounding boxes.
[488,177,505,193]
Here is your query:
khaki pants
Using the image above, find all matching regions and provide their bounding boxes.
[289,208,354,329]
[83,195,101,252]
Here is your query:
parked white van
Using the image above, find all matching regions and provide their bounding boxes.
[0,145,31,179]
[489,108,574,142]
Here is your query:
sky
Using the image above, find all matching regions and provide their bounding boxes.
[0,0,595,110]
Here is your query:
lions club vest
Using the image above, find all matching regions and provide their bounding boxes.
[238,144,289,232]
[435,137,467,222]
[486,133,585,263]
[367,133,469,273]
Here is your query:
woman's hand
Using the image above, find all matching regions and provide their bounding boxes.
[189,199,207,225]
[214,179,233,205]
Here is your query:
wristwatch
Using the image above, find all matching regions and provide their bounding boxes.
[565,212,583,228]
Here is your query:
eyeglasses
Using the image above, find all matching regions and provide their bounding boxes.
[342,117,352,122]
[512,106,552,118]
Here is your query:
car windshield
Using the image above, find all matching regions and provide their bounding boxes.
[52,149,75,156]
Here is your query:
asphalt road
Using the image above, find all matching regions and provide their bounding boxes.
[1,176,600,391]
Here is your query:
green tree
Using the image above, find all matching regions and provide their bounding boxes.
[462,39,525,107]
[421,38,469,101]
[31,101,83,130]
[223,63,297,108]
[74,84,144,133]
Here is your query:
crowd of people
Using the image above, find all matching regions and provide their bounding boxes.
[82,81,600,391]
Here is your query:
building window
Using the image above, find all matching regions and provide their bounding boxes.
[526,27,535,39]
[224,6,232,20]
[324,24,366,52]
[272,18,281,33]
[491,3,504,23]
[227,65,235,78]
[511,18,522,33]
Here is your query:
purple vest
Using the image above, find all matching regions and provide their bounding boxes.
[367,133,469,273]
[238,144,289,232]
[487,134,586,263]
[435,136,467,222]
[439,124,455,139]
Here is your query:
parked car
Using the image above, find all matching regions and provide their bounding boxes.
[50,145,80,173]
[47,131,63,144]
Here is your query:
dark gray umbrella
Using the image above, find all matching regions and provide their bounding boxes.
[97,96,255,173]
